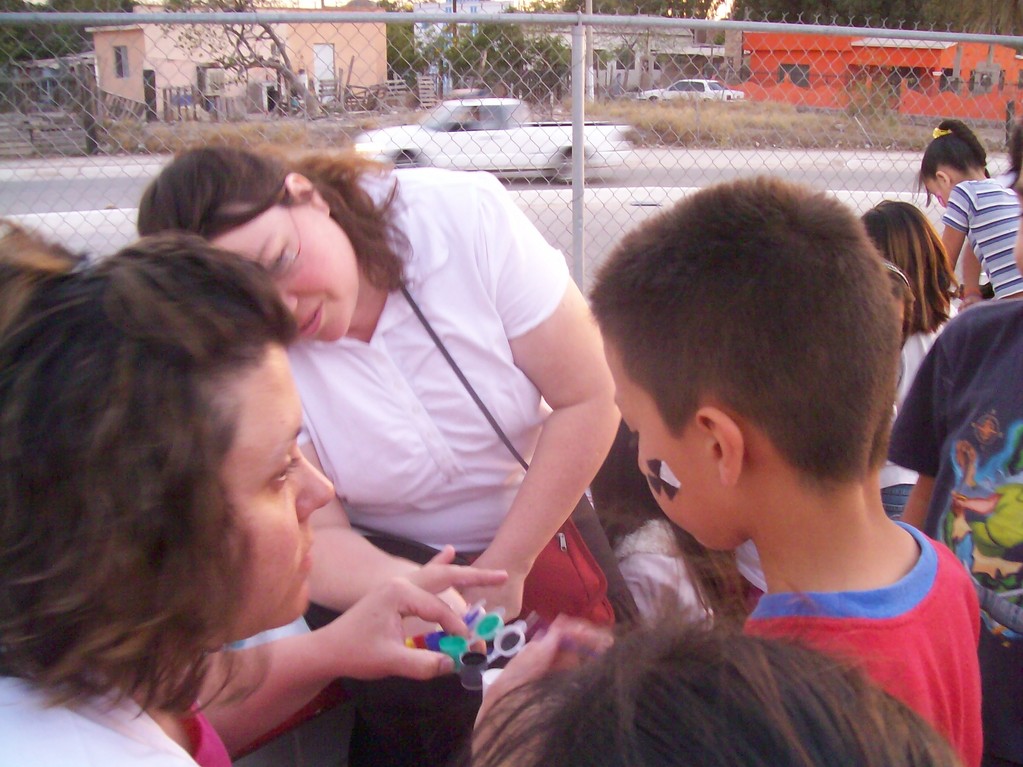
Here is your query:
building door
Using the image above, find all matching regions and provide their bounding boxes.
[313,44,335,91]
[143,69,157,122]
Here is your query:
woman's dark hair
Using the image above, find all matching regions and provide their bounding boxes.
[591,421,749,627]
[0,220,85,336]
[862,201,956,339]
[0,230,295,713]
[1010,120,1023,195]
[137,144,406,291]
[919,118,989,201]
[473,622,961,767]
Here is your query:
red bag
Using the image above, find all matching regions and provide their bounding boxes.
[521,514,614,627]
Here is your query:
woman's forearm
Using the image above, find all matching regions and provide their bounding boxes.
[480,283,619,573]
[480,396,618,572]
[307,524,419,611]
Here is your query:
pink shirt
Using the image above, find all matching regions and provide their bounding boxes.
[184,712,232,767]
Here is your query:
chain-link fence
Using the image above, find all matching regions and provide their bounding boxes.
[2,9,1022,285]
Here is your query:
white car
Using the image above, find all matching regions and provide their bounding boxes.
[354,97,633,182]
[635,79,745,102]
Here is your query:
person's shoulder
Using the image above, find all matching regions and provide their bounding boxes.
[959,177,1002,191]
[932,300,1023,356]
[0,680,195,767]
[393,167,504,200]
[0,678,61,731]
[0,681,107,764]
[963,177,1019,200]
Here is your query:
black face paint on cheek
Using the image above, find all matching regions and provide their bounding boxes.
[645,458,678,500]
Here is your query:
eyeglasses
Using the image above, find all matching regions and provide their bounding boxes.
[881,260,910,289]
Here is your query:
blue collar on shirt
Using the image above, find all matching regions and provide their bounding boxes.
[749,522,936,621]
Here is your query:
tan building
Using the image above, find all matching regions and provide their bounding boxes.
[90,1,387,120]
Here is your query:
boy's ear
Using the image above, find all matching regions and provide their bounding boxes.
[694,406,745,487]
[283,173,328,211]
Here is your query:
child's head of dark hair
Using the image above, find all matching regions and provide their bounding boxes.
[1009,120,1023,191]
[473,622,961,767]
[919,118,989,200]
[590,176,900,484]
[861,201,955,337]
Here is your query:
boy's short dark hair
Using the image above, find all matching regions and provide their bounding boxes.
[590,176,900,483]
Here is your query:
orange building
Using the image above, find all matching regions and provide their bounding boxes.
[742,31,1023,121]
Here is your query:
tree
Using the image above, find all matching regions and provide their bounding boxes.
[1,0,129,65]
[561,0,724,18]
[443,22,571,100]
[958,0,1023,35]
[377,0,428,83]
[731,0,943,26]
[164,0,323,117]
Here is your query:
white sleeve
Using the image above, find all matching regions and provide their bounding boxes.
[469,172,570,339]
[617,552,708,624]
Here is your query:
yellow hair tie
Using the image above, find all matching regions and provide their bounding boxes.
[933,127,952,139]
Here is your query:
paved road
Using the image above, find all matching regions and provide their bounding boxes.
[0,147,938,215]
[3,146,966,284]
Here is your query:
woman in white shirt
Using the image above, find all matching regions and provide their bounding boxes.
[137,146,621,766]
[862,201,958,519]
[0,226,502,766]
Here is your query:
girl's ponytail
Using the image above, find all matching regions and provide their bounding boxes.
[920,118,990,186]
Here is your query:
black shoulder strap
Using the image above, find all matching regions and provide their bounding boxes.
[401,285,529,471]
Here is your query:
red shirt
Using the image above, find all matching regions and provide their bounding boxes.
[745,525,981,767]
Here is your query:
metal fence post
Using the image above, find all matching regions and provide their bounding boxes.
[571,16,585,289]
[1007,99,1016,148]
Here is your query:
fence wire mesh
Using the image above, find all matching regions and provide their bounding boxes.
[2,9,1022,284]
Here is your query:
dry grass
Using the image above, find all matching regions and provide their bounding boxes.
[97,99,1005,156]
[99,114,396,156]
[587,99,940,151]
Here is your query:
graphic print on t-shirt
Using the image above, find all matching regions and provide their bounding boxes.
[942,410,1023,639]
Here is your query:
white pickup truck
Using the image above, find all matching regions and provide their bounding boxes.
[354,97,633,182]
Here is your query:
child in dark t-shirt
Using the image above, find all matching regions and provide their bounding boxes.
[891,299,1023,767]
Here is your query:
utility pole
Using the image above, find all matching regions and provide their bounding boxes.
[584,0,594,100]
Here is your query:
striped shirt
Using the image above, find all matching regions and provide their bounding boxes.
[943,179,1023,298]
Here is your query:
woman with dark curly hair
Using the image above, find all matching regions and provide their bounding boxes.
[0,223,504,766]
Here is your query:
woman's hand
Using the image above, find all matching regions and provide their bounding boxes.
[461,553,530,620]
[322,546,507,680]
[400,585,469,639]
[475,616,613,728]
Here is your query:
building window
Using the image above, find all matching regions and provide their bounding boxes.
[114,46,129,79]
[778,63,810,88]
[968,69,997,95]
[938,68,957,92]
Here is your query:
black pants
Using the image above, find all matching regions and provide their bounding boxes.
[341,674,480,767]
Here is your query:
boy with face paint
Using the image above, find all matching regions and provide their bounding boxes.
[590,176,982,767]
